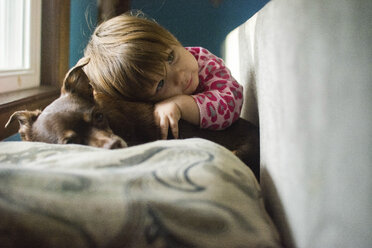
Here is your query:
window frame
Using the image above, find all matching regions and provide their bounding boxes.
[0,0,70,140]
[0,0,42,93]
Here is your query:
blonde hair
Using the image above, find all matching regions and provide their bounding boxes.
[84,12,181,101]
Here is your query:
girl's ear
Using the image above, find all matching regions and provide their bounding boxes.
[61,57,94,102]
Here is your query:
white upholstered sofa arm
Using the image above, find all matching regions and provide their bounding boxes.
[223,0,372,247]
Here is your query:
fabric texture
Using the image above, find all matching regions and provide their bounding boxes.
[0,139,281,248]
[223,0,372,247]
[187,47,244,130]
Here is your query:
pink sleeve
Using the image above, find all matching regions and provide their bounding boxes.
[188,47,244,130]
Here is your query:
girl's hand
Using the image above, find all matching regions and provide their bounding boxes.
[154,99,181,139]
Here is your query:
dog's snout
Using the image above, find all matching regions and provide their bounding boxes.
[88,129,128,149]
[104,137,127,149]
[109,139,124,149]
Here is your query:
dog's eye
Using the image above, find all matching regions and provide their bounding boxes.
[62,130,78,144]
[64,136,83,145]
[94,112,104,122]
[63,137,76,144]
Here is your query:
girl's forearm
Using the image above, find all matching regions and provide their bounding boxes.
[172,95,200,126]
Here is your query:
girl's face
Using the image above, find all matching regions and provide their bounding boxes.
[149,45,199,102]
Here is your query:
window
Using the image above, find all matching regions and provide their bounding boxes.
[0,0,41,93]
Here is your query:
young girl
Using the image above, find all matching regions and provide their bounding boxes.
[83,12,243,139]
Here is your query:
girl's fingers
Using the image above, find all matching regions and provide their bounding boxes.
[169,117,179,139]
[154,101,181,140]
[160,116,169,140]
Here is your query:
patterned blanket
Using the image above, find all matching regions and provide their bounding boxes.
[0,138,281,248]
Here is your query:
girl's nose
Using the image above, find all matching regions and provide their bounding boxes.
[171,69,184,86]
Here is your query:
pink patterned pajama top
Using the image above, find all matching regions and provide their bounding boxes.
[186,47,244,130]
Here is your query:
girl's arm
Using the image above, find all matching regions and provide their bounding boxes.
[189,49,243,130]
[192,74,243,130]
[154,95,199,139]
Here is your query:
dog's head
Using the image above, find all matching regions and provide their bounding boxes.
[5,58,127,149]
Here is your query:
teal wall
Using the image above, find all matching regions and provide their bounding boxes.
[69,0,97,68]
[68,0,269,67]
[131,0,269,57]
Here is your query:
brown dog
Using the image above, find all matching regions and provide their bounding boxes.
[6,60,260,177]
[5,67,127,149]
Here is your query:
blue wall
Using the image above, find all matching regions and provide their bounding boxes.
[131,0,269,57]
[68,0,269,67]
[69,0,97,68]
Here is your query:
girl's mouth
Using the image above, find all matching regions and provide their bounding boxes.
[184,78,192,91]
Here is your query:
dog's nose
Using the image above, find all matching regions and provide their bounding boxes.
[105,138,127,149]
[111,139,126,149]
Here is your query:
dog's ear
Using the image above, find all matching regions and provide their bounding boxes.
[5,110,42,141]
[62,57,93,101]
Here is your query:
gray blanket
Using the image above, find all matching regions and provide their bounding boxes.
[0,138,281,248]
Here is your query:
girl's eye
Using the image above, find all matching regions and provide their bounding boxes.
[167,51,175,64]
[156,80,164,92]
